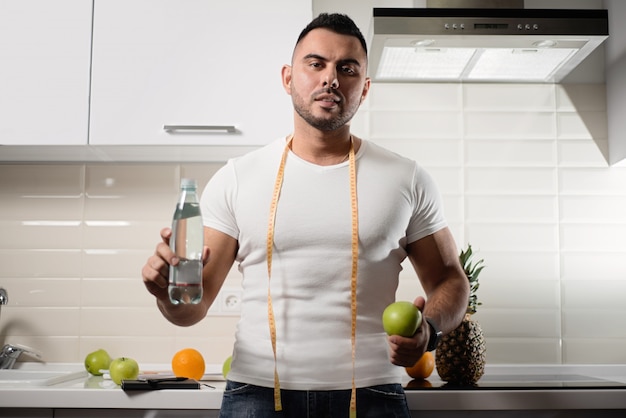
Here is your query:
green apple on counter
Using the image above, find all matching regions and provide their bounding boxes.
[222,356,232,379]
[382,301,422,337]
[109,357,139,385]
[84,348,112,376]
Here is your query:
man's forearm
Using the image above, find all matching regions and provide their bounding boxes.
[423,270,469,334]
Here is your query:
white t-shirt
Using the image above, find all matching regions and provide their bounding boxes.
[201,137,446,390]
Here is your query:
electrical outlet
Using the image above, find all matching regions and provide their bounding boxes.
[205,287,243,316]
[219,288,242,314]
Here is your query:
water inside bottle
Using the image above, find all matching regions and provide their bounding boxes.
[169,258,203,305]
[169,199,203,305]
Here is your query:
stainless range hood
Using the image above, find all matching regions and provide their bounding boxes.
[368,6,609,83]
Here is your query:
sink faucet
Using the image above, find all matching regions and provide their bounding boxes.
[0,287,7,317]
[0,287,7,323]
[0,289,42,369]
[0,344,43,370]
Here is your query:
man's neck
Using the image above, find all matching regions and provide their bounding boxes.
[288,127,359,166]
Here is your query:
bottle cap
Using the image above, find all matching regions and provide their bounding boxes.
[180,178,197,190]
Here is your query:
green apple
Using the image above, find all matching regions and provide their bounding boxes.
[382,301,422,337]
[222,355,232,379]
[84,349,112,376]
[109,357,139,385]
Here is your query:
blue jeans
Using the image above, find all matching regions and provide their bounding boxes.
[219,380,411,418]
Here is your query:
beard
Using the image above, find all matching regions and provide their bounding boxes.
[291,87,358,132]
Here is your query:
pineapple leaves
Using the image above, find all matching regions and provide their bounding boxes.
[459,244,484,315]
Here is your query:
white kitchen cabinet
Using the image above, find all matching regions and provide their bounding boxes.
[89,0,312,146]
[0,0,92,145]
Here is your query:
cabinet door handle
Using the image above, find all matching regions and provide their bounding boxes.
[163,125,236,133]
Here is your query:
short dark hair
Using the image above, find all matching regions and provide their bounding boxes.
[296,13,368,56]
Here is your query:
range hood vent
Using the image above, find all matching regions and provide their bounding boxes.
[369,7,608,83]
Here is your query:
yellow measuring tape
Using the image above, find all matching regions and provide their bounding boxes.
[266,135,359,417]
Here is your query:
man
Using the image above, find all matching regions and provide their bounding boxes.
[142,13,469,418]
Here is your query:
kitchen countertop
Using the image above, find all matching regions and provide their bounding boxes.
[1,363,626,411]
[0,362,225,410]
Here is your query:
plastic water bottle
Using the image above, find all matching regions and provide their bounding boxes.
[169,178,203,305]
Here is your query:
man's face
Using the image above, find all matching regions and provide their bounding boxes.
[282,28,370,132]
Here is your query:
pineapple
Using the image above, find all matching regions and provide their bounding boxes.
[435,244,487,385]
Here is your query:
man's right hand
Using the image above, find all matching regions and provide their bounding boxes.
[141,227,177,301]
[142,226,231,327]
[142,227,211,302]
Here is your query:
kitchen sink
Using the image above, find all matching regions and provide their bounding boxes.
[0,363,88,387]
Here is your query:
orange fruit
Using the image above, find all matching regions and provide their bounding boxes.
[171,348,206,380]
[405,351,434,379]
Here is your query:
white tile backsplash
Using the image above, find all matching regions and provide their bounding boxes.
[2,307,80,336]
[0,222,82,249]
[378,138,463,166]
[83,249,150,278]
[0,165,83,196]
[464,84,556,111]
[556,84,607,111]
[0,249,83,277]
[561,224,626,251]
[563,309,626,338]
[561,252,626,280]
[485,337,562,363]
[478,308,561,338]
[369,83,462,110]
[0,197,83,221]
[562,338,626,363]
[466,139,557,167]
[466,167,558,194]
[466,196,558,222]
[558,139,610,166]
[370,110,463,139]
[560,167,626,194]
[466,224,559,252]
[85,164,179,196]
[2,83,626,367]
[465,111,557,139]
[478,251,560,280]
[557,111,608,139]
[81,278,154,307]
[562,280,626,308]
[79,308,175,337]
[562,192,626,221]
[480,279,560,309]
[0,278,81,308]
[82,221,167,250]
